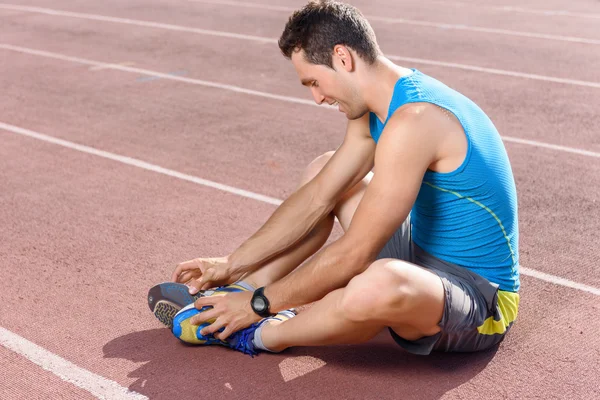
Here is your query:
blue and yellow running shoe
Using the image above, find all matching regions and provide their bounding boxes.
[147,282,249,328]
[170,284,249,344]
[173,307,297,356]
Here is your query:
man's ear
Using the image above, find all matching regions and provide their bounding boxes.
[333,45,354,72]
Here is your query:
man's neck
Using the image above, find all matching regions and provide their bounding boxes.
[361,57,413,123]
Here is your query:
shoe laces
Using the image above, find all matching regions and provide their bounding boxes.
[229,323,259,357]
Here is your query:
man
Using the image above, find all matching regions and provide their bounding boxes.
[148,0,520,356]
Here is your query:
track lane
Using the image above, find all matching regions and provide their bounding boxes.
[0,22,599,151]
[0,347,99,400]
[2,0,599,398]
[1,1,600,82]
[1,130,599,400]
[1,49,599,286]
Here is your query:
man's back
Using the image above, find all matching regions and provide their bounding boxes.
[369,70,519,292]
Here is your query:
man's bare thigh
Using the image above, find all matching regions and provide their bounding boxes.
[346,258,445,341]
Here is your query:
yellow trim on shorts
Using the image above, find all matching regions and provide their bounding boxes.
[477,290,520,335]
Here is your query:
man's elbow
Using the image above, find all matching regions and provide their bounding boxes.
[340,243,377,278]
[304,180,337,216]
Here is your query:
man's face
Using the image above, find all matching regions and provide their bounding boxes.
[291,50,367,120]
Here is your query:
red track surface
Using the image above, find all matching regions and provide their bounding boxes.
[1,0,599,399]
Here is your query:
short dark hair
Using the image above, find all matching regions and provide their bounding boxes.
[278,0,381,68]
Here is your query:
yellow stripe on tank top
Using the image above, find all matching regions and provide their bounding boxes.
[422,182,517,268]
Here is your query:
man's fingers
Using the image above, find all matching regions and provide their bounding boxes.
[215,324,235,341]
[190,309,218,326]
[188,275,212,294]
[172,260,229,291]
[199,267,230,291]
[171,260,199,282]
[171,265,184,282]
[200,318,227,337]
[178,271,197,284]
[194,296,220,309]
[191,268,217,293]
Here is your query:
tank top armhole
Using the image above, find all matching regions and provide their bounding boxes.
[425,108,473,179]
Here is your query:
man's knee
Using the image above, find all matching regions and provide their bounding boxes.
[339,259,415,322]
[300,151,335,185]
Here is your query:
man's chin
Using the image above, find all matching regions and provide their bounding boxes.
[346,109,368,120]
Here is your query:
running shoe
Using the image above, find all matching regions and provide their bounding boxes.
[173,307,296,356]
[147,282,248,328]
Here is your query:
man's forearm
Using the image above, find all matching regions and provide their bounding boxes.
[228,184,334,276]
[263,240,373,311]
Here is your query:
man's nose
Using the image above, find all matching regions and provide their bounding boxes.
[311,87,325,105]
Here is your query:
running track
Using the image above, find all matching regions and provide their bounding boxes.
[0,0,599,398]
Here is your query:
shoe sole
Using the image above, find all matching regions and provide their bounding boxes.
[147,282,205,328]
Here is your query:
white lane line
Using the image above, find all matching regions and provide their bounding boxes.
[0,4,275,43]
[0,327,147,400]
[385,55,600,89]
[0,44,319,107]
[425,0,600,20]
[189,0,600,45]
[502,136,600,158]
[2,120,600,297]
[370,17,600,45]
[1,43,600,160]
[521,268,600,296]
[194,0,600,20]
[1,4,600,89]
[0,122,283,206]
[89,61,135,71]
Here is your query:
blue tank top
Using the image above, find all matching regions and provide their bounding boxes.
[369,70,519,292]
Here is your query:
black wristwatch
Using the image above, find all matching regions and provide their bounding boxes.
[251,287,273,318]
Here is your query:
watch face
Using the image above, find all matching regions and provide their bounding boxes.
[253,297,267,311]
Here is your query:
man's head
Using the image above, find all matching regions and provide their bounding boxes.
[278,0,381,119]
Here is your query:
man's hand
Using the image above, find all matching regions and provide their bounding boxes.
[171,256,244,294]
[190,291,261,340]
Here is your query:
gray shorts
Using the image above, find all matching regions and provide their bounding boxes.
[377,216,516,355]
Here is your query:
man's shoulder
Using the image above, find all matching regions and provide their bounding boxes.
[384,102,442,137]
[389,102,438,122]
[387,102,465,139]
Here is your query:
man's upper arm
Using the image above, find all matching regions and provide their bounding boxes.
[341,105,442,260]
[310,113,376,205]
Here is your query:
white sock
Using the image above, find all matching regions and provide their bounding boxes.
[251,322,278,353]
[233,280,256,291]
